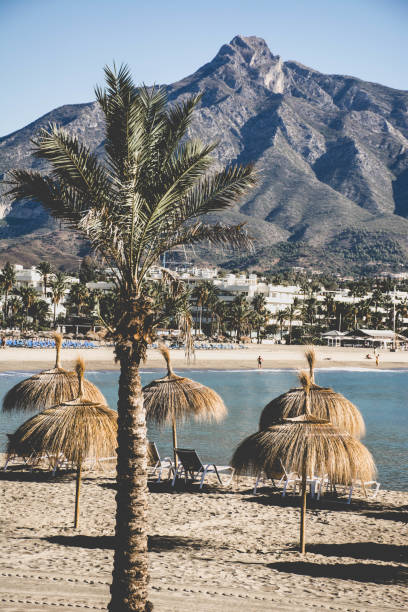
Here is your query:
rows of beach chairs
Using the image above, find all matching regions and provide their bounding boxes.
[5,338,97,349]
[149,342,250,350]
[3,439,380,504]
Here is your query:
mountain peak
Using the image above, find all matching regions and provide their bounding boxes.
[208,35,283,93]
[216,34,280,64]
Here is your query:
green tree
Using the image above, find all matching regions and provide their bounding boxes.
[285,297,300,344]
[6,65,256,612]
[230,294,251,341]
[36,261,53,297]
[0,262,16,321]
[50,273,68,326]
[68,282,90,316]
[251,293,267,343]
[192,281,211,335]
[79,255,98,283]
[29,299,51,328]
[17,286,38,328]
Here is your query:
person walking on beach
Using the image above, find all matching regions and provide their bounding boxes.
[376,353,379,367]
[257,355,263,369]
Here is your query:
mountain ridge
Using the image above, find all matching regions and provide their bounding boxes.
[1,34,408,274]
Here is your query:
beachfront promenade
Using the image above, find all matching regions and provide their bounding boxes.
[1,343,408,372]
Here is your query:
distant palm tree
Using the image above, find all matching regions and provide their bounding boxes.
[285,297,300,344]
[251,293,267,343]
[276,309,286,341]
[230,294,251,341]
[29,299,51,328]
[6,64,256,612]
[17,286,38,327]
[0,262,16,321]
[36,261,53,297]
[50,273,68,326]
[192,281,212,334]
[68,283,90,316]
[7,295,23,326]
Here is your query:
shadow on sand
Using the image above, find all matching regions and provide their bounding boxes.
[44,533,207,552]
[307,542,408,563]
[267,561,408,584]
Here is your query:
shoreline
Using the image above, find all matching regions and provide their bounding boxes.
[1,345,408,372]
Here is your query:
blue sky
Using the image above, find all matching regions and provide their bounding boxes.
[1,0,407,137]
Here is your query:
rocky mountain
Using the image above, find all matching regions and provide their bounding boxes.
[1,35,408,274]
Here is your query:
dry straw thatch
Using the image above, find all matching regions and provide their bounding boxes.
[2,333,106,413]
[143,345,226,463]
[10,358,117,527]
[232,371,376,553]
[259,347,365,438]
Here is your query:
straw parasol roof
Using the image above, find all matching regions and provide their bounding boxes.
[10,358,117,527]
[232,371,376,553]
[2,333,106,413]
[259,348,365,438]
[143,345,227,463]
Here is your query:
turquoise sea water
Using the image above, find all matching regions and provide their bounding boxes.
[0,368,407,490]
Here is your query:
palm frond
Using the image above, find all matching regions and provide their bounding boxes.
[33,125,112,207]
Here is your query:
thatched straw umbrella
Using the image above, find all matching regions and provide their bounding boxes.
[259,348,365,438]
[10,358,117,528]
[2,333,106,413]
[232,372,376,553]
[143,345,227,465]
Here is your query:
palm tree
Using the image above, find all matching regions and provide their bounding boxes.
[251,293,267,343]
[7,295,23,327]
[36,261,53,297]
[50,272,68,326]
[68,282,90,316]
[285,297,300,344]
[0,261,16,321]
[276,309,286,341]
[230,294,251,341]
[17,286,38,328]
[192,281,211,335]
[5,64,256,612]
[29,299,50,328]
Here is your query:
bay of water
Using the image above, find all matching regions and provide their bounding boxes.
[0,368,407,490]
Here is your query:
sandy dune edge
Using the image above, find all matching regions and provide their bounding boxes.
[1,465,407,611]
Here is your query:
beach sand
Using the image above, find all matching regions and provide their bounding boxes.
[1,346,407,611]
[0,344,408,372]
[0,464,407,611]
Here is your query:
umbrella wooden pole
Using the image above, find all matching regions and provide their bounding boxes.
[74,461,82,529]
[300,467,307,554]
[172,417,178,469]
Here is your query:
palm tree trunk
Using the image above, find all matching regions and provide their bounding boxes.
[53,302,56,327]
[172,416,178,469]
[300,467,307,554]
[74,461,82,528]
[109,353,151,612]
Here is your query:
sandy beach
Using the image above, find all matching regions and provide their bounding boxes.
[1,344,408,373]
[0,464,407,611]
[1,346,408,611]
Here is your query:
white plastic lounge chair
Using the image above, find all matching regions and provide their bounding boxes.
[171,448,234,489]
[254,463,320,498]
[316,477,380,504]
[147,441,174,482]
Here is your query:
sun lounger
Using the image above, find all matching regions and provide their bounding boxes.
[147,441,173,482]
[171,448,234,489]
[3,433,48,471]
[316,477,380,503]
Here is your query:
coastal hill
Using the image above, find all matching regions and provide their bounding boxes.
[1,35,408,273]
